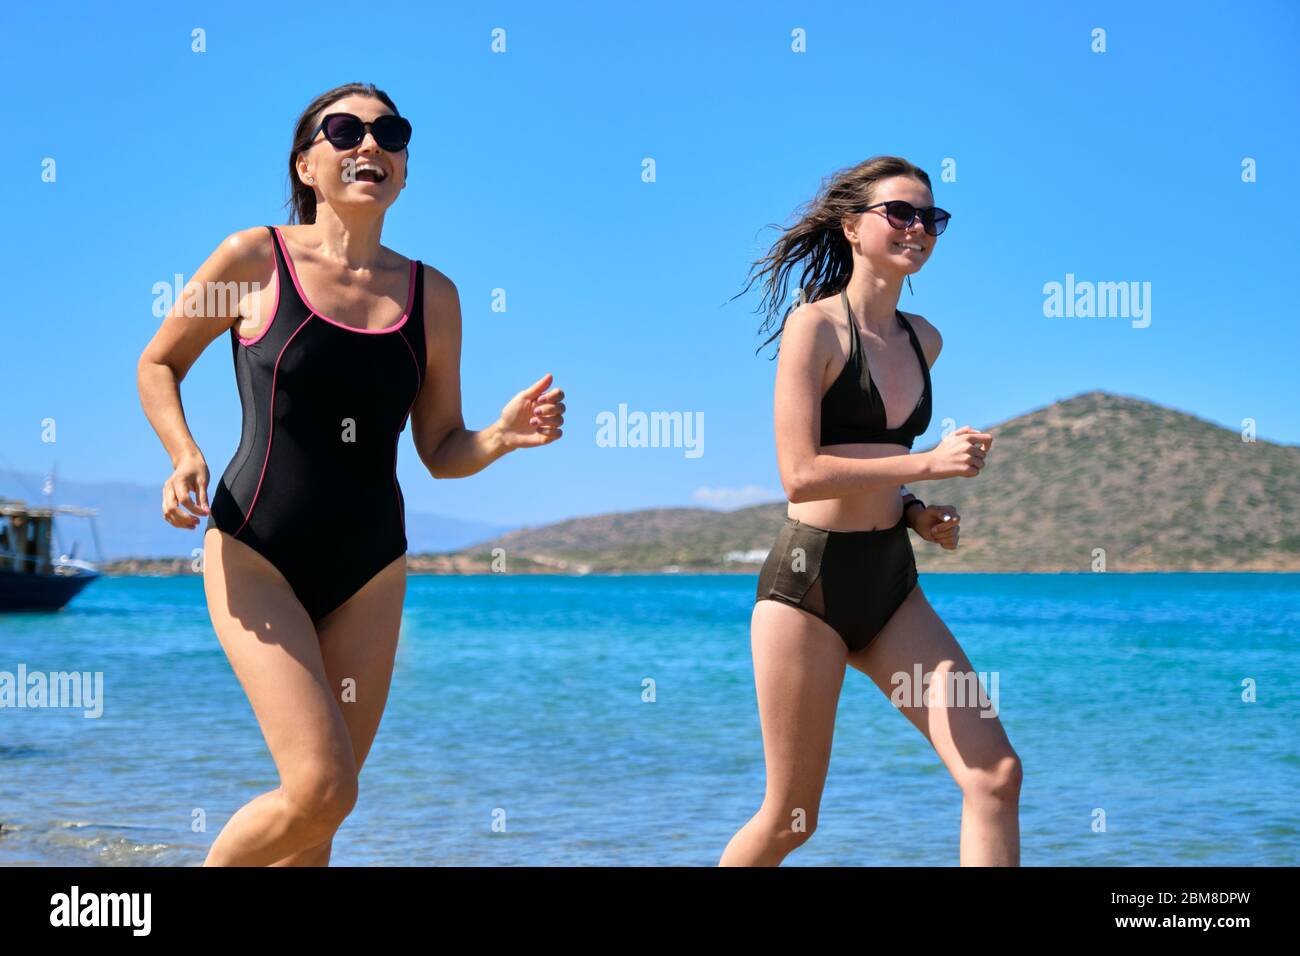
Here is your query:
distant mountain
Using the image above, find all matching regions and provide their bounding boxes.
[10,391,1294,573]
[409,503,787,574]
[0,471,514,560]
[414,391,1300,573]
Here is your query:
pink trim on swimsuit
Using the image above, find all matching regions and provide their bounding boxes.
[397,322,424,392]
[272,226,416,334]
[237,228,281,347]
[233,315,314,538]
[392,349,424,530]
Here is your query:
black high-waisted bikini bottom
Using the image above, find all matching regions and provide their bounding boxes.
[754,512,918,653]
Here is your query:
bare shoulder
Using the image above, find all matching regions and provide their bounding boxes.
[782,296,840,351]
[210,225,275,284]
[899,309,943,366]
[420,263,460,339]
[421,261,457,299]
[221,224,274,256]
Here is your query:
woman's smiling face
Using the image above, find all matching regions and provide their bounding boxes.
[298,94,408,211]
[849,175,937,276]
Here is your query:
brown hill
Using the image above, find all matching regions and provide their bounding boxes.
[413,390,1300,573]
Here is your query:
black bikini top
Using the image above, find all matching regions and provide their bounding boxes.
[819,289,932,449]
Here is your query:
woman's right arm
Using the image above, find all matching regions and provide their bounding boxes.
[772,305,991,504]
[136,227,272,529]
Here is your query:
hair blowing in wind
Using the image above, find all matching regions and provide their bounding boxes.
[733,155,933,356]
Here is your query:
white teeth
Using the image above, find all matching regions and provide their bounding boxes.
[895,242,922,251]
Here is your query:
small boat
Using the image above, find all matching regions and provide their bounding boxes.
[0,498,103,613]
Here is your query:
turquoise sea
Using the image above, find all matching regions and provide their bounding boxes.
[1,572,1297,866]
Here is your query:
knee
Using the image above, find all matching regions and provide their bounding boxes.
[958,752,1023,804]
[281,766,359,837]
[759,804,819,851]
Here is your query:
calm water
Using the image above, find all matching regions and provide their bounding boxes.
[1,572,1296,866]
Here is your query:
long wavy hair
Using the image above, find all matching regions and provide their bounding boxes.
[284,82,404,225]
[734,156,934,357]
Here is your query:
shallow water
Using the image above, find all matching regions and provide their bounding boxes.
[1,572,1296,865]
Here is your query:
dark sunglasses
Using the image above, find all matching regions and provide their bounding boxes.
[309,112,412,152]
[856,200,951,237]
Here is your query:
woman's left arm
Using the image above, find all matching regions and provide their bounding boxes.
[901,313,960,548]
[412,266,565,479]
[905,492,961,550]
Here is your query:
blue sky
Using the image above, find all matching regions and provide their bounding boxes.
[2,0,1297,527]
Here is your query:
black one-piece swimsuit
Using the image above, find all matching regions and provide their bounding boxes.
[205,225,426,623]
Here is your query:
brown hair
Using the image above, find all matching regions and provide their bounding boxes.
[284,82,404,225]
[734,155,933,356]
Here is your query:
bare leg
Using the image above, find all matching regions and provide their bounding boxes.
[267,554,406,866]
[848,584,1022,866]
[200,529,401,866]
[719,599,847,866]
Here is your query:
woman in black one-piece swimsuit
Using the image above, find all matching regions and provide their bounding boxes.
[137,83,566,866]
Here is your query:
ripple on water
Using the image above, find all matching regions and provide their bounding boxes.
[0,820,199,867]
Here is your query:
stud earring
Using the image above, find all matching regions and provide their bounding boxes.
[307,176,315,184]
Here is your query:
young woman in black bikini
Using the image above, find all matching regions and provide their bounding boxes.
[720,156,1021,866]
[136,83,566,865]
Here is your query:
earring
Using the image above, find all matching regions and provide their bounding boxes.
[307,176,315,184]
